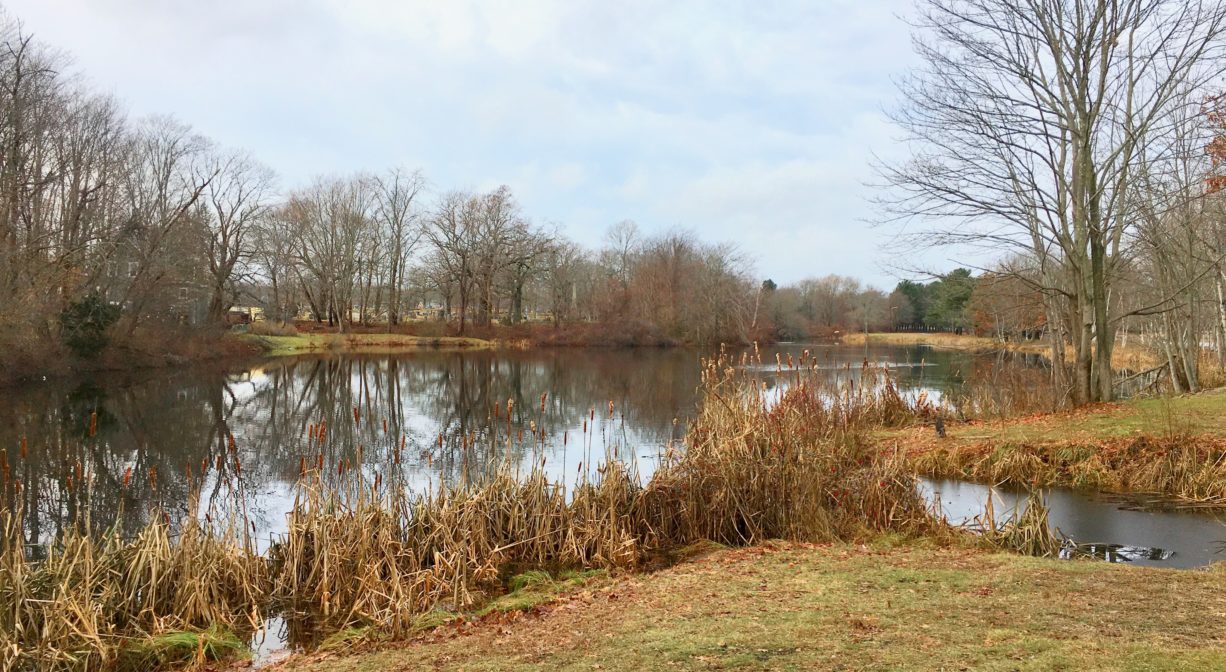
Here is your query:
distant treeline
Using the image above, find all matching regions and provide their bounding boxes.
[755,270,979,340]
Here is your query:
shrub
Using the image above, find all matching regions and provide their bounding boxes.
[248,320,299,337]
[58,293,121,359]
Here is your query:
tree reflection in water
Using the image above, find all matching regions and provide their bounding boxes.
[1,343,984,546]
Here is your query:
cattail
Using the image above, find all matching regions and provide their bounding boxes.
[122,467,132,489]
[353,406,360,424]
[148,467,157,490]
[382,417,388,433]
[19,437,27,460]
[540,392,547,412]
[608,400,614,419]
[299,456,306,477]
[88,411,97,437]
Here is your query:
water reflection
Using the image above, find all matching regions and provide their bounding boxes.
[920,478,1226,568]
[0,343,1038,546]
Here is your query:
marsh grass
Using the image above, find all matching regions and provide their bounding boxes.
[975,490,1063,558]
[912,434,1226,503]
[0,352,953,669]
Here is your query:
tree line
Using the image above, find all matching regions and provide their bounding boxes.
[0,15,776,367]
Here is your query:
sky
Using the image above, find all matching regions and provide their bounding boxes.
[5,0,948,287]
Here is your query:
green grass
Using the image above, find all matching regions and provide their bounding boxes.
[479,569,607,615]
[882,389,1226,453]
[268,543,1226,671]
[116,626,249,671]
[244,332,493,356]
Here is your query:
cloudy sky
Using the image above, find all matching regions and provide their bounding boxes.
[6,0,943,287]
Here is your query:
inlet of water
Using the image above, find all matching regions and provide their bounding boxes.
[920,478,1226,568]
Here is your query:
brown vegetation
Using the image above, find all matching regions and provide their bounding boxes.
[894,391,1226,503]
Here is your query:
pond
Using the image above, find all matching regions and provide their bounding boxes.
[1,342,1222,569]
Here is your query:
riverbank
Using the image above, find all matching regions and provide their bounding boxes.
[0,318,688,387]
[842,332,1163,371]
[241,332,493,356]
[891,389,1226,503]
[286,319,683,348]
[270,541,1226,671]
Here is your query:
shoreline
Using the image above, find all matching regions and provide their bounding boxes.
[885,389,1226,504]
[841,331,1164,371]
[241,332,496,356]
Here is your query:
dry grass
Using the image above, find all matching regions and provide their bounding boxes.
[0,497,264,671]
[896,390,1226,503]
[268,542,1226,672]
[248,320,299,337]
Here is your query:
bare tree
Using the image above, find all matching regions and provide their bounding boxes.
[425,190,480,334]
[373,168,425,325]
[115,116,215,337]
[199,149,274,323]
[880,0,1226,403]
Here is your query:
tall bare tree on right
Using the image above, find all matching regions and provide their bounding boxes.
[880,0,1226,404]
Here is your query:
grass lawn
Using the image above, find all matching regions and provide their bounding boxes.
[269,542,1226,671]
[242,332,493,356]
[890,389,1226,447]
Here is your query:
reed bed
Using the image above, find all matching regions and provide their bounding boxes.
[913,434,1226,503]
[971,490,1064,558]
[0,353,949,670]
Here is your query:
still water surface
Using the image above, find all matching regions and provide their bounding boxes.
[2,343,1222,567]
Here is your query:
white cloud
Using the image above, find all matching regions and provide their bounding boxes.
[5,0,939,286]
